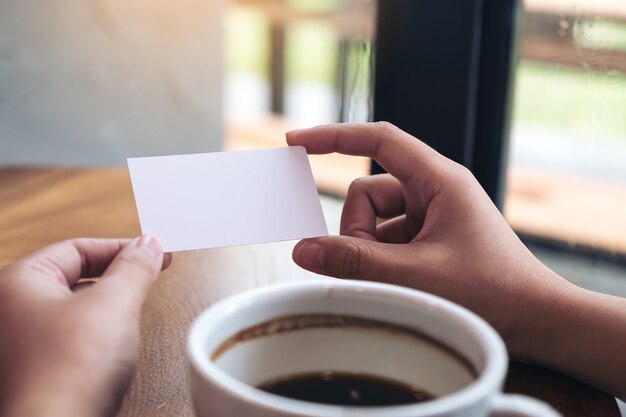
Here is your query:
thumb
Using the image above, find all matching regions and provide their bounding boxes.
[91,235,164,310]
[293,236,410,281]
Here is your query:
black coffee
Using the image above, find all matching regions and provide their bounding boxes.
[257,371,434,406]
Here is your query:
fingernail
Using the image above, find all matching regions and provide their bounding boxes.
[295,241,324,270]
[285,129,301,144]
[133,235,163,260]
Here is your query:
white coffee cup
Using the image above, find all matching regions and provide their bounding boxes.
[188,280,560,417]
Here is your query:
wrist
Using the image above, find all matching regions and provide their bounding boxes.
[516,285,626,398]
[500,261,578,364]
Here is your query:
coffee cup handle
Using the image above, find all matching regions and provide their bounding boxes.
[489,393,561,417]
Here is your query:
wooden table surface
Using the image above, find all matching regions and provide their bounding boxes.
[0,166,620,417]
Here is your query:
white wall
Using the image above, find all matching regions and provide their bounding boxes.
[0,0,224,166]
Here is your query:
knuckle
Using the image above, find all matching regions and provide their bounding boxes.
[459,167,481,190]
[375,121,397,133]
[347,177,369,195]
[340,242,372,278]
[455,163,473,178]
[372,121,403,158]
[115,251,155,276]
[444,161,475,185]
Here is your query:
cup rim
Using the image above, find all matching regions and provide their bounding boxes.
[187,280,508,417]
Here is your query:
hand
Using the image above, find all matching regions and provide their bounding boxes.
[288,123,626,400]
[0,237,171,417]
[287,122,573,357]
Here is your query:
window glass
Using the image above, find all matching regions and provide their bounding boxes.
[506,0,626,254]
[224,0,373,192]
[224,0,626,256]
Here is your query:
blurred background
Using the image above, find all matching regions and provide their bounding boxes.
[1,1,625,411]
[220,0,626,303]
[1,0,626,312]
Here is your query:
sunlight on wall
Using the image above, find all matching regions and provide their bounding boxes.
[0,0,225,166]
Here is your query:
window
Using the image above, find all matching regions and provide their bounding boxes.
[224,0,373,193]
[508,0,626,256]
[224,0,626,262]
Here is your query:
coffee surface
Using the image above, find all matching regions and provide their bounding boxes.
[257,371,434,406]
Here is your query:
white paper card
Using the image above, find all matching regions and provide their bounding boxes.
[127,147,328,252]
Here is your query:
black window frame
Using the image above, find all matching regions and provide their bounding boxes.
[372,0,522,210]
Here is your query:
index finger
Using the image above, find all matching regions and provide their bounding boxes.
[286,122,445,185]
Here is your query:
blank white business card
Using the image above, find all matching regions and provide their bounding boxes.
[127,146,328,252]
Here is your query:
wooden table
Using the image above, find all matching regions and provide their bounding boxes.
[0,167,620,417]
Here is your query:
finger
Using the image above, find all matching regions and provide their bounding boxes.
[293,235,417,282]
[10,239,131,288]
[340,174,405,241]
[375,216,411,244]
[287,122,445,191]
[92,235,164,310]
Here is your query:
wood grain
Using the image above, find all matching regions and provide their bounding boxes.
[0,167,140,267]
[0,167,619,417]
